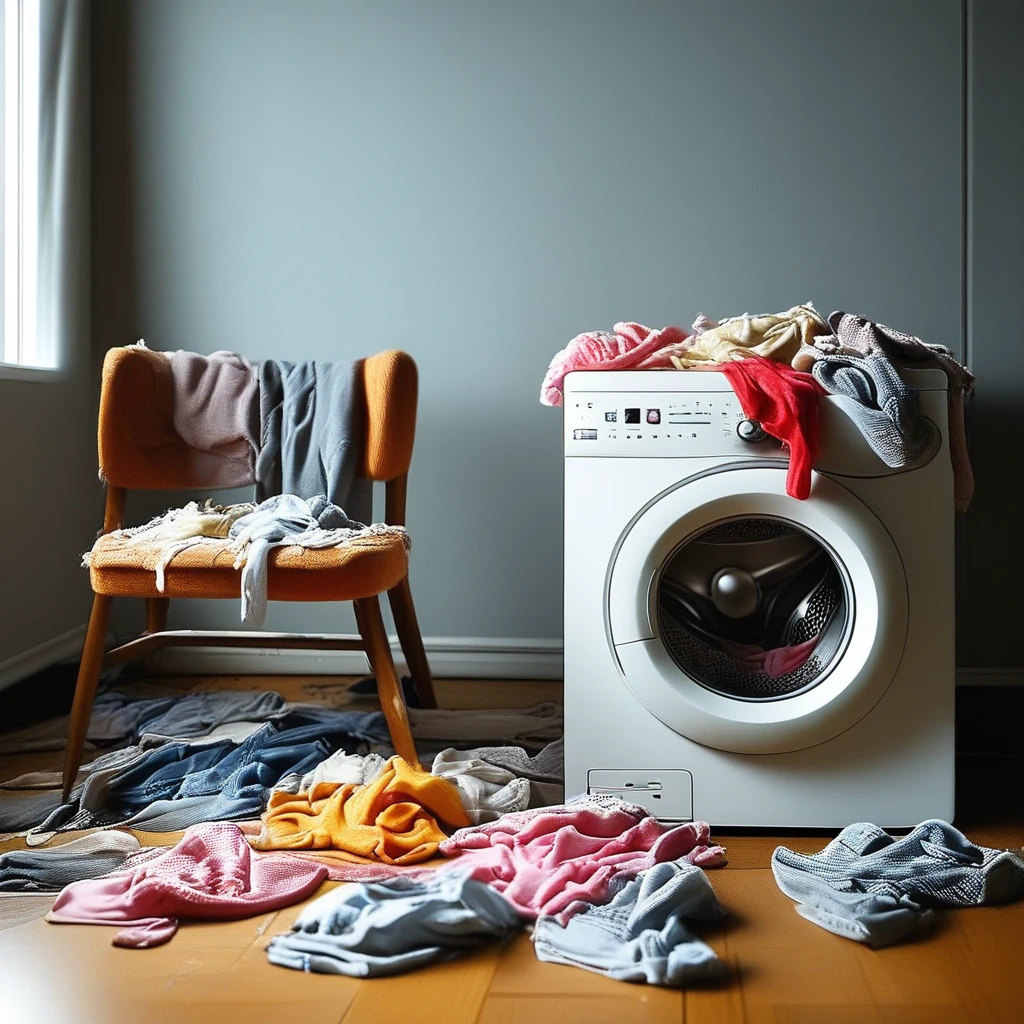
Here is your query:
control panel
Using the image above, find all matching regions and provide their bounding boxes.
[564,391,782,458]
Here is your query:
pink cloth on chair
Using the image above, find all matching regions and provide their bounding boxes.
[437,796,726,924]
[46,822,327,948]
[540,322,690,406]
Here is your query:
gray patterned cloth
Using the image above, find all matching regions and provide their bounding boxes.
[794,310,975,510]
[267,869,523,977]
[772,819,1024,947]
[808,351,941,468]
[0,831,144,893]
[533,859,727,986]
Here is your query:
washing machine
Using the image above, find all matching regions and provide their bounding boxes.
[562,367,955,828]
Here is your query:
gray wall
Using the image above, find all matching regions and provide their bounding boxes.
[92,0,967,651]
[957,0,1024,669]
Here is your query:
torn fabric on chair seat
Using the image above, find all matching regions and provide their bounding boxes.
[82,494,411,626]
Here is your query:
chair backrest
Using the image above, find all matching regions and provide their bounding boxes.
[97,346,418,490]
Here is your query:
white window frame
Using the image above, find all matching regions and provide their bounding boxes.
[2,0,46,378]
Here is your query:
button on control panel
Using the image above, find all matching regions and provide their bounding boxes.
[565,391,780,459]
[736,418,768,443]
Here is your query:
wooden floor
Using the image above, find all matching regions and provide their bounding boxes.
[1,675,1022,1024]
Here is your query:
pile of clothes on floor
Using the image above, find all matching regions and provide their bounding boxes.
[2,684,1023,985]
[540,303,975,510]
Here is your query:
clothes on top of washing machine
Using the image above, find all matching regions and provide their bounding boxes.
[719,354,826,500]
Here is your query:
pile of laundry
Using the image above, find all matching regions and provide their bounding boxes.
[3,720,1022,985]
[540,304,975,510]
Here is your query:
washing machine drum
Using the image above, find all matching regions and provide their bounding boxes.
[607,466,909,754]
[658,520,847,700]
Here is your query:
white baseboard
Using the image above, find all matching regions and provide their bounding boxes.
[155,636,565,681]
[0,625,87,693]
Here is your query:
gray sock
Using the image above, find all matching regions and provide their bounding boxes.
[266,869,523,977]
[772,820,1024,948]
[533,859,728,986]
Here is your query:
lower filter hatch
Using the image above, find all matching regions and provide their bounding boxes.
[587,768,693,820]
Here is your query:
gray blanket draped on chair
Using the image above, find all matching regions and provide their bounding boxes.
[255,359,373,524]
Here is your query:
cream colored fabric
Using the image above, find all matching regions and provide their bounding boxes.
[670,303,831,368]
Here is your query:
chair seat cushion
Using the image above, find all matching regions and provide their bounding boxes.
[87,531,410,602]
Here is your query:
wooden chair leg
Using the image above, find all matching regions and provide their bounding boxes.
[355,595,420,767]
[145,597,169,634]
[387,575,437,709]
[142,597,170,673]
[62,595,112,801]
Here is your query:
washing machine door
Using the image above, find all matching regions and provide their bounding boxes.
[608,465,908,754]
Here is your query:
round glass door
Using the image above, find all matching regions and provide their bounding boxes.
[607,466,908,753]
[657,516,852,702]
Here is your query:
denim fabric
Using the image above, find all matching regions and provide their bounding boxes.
[6,709,390,837]
[0,687,287,754]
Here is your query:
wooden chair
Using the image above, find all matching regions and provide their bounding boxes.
[62,345,437,799]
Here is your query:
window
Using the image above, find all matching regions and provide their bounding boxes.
[2,0,45,374]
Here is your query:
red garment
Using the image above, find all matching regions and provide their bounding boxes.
[720,355,825,499]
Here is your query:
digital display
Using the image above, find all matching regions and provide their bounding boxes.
[624,408,641,424]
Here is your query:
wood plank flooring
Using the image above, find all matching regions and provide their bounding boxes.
[1,675,1022,1024]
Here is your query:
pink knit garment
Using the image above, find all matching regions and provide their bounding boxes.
[540,322,690,406]
[437,796,726,924]
[46,822,327,948]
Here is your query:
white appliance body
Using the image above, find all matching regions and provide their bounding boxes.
[563,368,955,828]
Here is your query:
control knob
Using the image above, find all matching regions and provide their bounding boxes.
[736,418,768,443]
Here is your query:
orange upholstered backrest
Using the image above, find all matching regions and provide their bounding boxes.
[98,345,418,489]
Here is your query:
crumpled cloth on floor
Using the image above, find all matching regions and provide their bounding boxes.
[438,795,727,923]
[0,831,143,893]
[533,859,728,987]
[266,869,522,977]
[540,322,690,407]
[794,310,975,510]
[772,819,1024,948]
[719,355,825,499]
[271,748,388,798]
[46,822,328,948]
[0,686,286,755]
[2,709,389,840]
[430,749,532,824]
[252,756,469,865]
[453,738,564,808]
[670,304,830,369]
